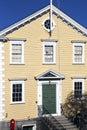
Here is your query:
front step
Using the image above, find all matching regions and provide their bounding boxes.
[37,115,79,130]
[53,116,79,130]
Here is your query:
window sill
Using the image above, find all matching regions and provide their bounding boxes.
[72,63,84,65]
[10,63,25,65]
[10,102,25,105]
[43,62,56,65]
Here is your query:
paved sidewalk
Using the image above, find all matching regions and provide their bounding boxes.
[0,121,10,130]
[0,118,36,130]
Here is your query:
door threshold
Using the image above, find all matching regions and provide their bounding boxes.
[42,113,58,117]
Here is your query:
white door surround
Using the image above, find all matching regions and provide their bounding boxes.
[37,80,62,116]
[35,69,65,116]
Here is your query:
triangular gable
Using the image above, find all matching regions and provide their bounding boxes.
[35,69,65,80]
[0,5,87,36]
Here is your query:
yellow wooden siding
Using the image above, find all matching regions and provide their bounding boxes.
[3,13,87,120]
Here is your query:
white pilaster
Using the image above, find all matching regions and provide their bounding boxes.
[0,42,5,121]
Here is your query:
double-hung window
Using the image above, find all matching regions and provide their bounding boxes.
[73,79,84,99]
[10,41,24,64]
[44,45,53,62]
[11,81,24,104]
[73,43,84,64]
[43,41,56,64]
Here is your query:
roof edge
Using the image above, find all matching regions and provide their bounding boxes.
[0,4,87,36]
[0,5,50,36]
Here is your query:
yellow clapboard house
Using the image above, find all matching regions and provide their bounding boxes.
[0,3,87,129]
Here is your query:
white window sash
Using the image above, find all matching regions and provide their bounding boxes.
[44,45,54,62]
[10,41,24,64]
[11,81,24,104]
[43,42,56,64]
[73,79,84,98]
[73,43,84,64]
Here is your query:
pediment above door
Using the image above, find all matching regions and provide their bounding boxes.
[35,69,65,80]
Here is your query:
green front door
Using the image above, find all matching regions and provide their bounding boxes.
[42,84,56,114]
[23,126,33,130]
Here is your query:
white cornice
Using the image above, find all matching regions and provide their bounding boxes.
[35,69,65,80]
[0,5,50,36]
[8,38,26,41]
[52,5,87,36]
[0,5,87,36]
[41,39,58,42]
[0,36,7,41]
[8,78,27,81]
[71,40,87,43]
[71,77,86,79]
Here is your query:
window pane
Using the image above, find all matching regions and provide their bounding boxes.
[74,81,82,98]
[11,44,22,63]
[12,84,22,102]
[74,46,83,63]
[44,45,54,62]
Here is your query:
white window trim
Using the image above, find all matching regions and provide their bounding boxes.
[11,80,24,104]
[42,41,56,64]
[73,43,84,64]
[73,78,84,96]
[42,17,56,32]
[10,41,24,64]
[22,124,36,130]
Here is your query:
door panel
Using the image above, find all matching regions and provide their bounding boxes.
[42,84,56,114]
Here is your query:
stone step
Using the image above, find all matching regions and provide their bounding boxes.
[55,116,69,120]
[51,116,79,130]
[65,128,79,130]
[54,116,74,125]
[39,115,79,130]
